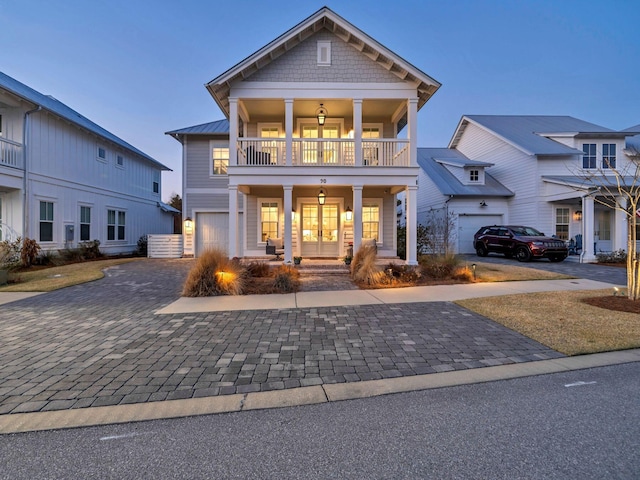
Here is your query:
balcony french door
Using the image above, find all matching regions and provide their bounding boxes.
[301,203,339,256]
[301,124,340,164]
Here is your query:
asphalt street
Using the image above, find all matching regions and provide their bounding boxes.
[1,363,637,480]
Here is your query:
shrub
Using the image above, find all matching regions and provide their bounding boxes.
[182,248,246,297]
[246,261,271,278]
[38,249,60,266]
[451,265,474,282]
[596,249,627,264]
[385,263,421,283]
[137,235,148,257]
[351,244,385,286]
[419,253,460,279]
[0,238,21,271]
[272,264,300,293]
[79,240,102,259]
[20,237,41,267]
[58,248,84,263]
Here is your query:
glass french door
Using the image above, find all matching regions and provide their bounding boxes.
[301,124,340,164]
[301,203,339,256]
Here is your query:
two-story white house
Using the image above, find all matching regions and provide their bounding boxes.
[167,7,440,265]
[0,71,176,254]
[423,115,640,261]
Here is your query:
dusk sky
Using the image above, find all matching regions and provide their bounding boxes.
[3,0,639,200]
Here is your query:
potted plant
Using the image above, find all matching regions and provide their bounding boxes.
[293,256,302,265]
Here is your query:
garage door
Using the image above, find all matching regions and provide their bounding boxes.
[457,215,503,254]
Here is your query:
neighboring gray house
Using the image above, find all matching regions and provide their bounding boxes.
[167,7,441,265]
[0,71,176,253]
[423,115,640,260]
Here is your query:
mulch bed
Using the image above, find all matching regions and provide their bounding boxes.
[582,296,640,314]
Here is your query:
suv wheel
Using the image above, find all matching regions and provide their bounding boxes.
[515,246,531,262]
[476,244,488,257]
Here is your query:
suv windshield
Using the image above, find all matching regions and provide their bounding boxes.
[510,226,543,236]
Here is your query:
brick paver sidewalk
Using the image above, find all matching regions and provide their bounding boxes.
[0,259,563,415]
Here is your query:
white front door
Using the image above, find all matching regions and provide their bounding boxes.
[301,203,339,257]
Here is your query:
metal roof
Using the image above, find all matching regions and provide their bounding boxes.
[542,175,639,189]
[0,71,169,170]
[624,124,640,152]
[165,120,229,141]
[205,7,441,117]
[417,148,514,197]
[449,115,619,156]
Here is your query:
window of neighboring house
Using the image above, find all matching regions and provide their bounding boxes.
[555,207,569,240]
[107,209,126,241]
[469,169,479,182]
[260,201,279,242]
[317,41,331,66]
[39,201,54,242]
[116,154,124,167]
[602,144,616,169]
[80,206,91,241]
[212,147,229,175]
[362,204,380,241]
[97,146,107,162]
[582,144,596,169]
[152,171,160,194]
[0,114,3,135]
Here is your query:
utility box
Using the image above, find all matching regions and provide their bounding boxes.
[65,225,74,242]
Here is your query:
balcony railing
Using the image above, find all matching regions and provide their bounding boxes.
[237,138,410,167]
[0,138,23,169]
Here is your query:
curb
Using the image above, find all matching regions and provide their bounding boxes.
[2,349,638,435]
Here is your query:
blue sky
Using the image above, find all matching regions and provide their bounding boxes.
[3,0,639,200]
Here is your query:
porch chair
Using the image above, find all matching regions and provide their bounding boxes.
[568,234,582,255]
[266,237,284,260]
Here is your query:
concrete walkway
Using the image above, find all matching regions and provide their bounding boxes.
[0,258,635,434]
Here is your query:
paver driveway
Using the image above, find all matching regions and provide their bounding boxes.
[0,259,563,415]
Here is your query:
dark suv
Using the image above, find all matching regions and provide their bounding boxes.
[474,225,568,262]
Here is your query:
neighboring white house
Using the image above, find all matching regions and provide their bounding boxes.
[167,7,441,264]
[0,71,177,254]
[424,115,640,260]
[415,147,513,254]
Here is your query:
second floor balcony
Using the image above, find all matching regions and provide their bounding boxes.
[0,138,23,169]
[237,138,410,167]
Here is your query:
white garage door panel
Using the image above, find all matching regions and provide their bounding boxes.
[458,215,503,254]
[196,213,229,257]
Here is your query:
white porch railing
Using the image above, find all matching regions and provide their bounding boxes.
[237,138,410,167]
[0,138,23,169]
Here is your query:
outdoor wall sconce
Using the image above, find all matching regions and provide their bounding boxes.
[318,188,326,205]
[345,206,353,221]
[316,103,328,125]
[184,217,194,235]
[574,210,583,221]
[479,200,487,207]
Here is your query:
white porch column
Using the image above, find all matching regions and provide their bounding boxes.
[582,195,596,262]
[228,185,238,258]
[283,185,293,262]
[229,98,238,166]
[614,196,628,251]
[406,185,418,265]
[353,99,363,167]
[285,99,293,166]
[352,186,363,251]
[408,98,418,167]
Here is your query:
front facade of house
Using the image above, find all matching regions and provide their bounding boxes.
[431,115,640,260]
[0,71,175,254]
[168,7,440,265]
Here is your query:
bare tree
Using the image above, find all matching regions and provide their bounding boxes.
[423,207,457,256]
[576,147,640,300]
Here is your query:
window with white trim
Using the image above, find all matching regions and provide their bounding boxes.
[97,146,107,162]
[602,144,616,169]
[212,146,229,175]
[116,154,124,167]
[582,144,596,169]
[39,201,54,242]
[362,204,380,241]
[80,206,91,241]
[152,171,160,194]
[107,209,126,241]
[555,207,569,240]
[260,201,279,242]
